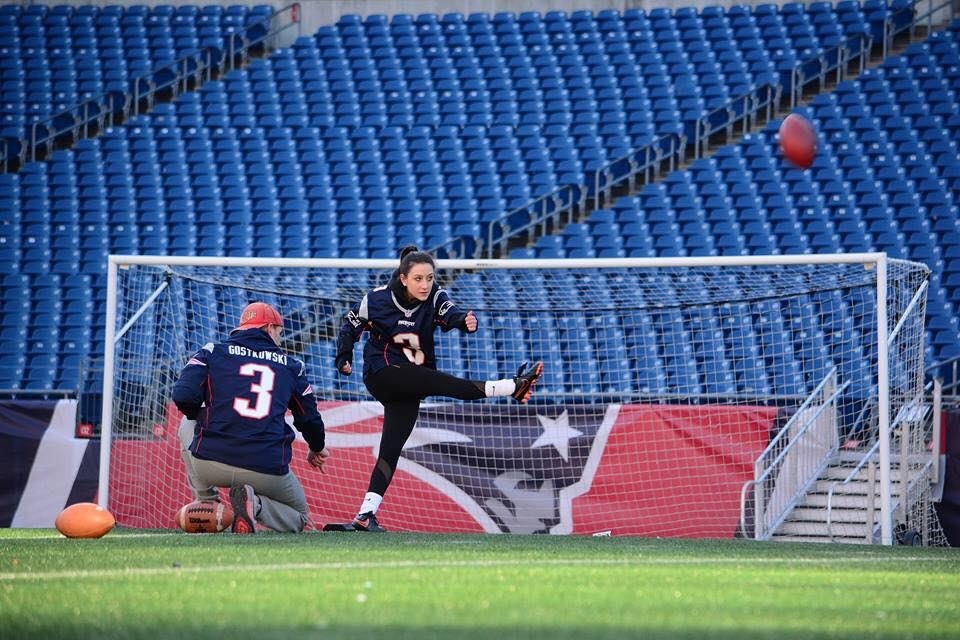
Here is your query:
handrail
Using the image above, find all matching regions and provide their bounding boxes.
[741,378,851,539]
[932,377,942,485]
[6,3,301,169]
[2,0,952,173]
[825,380,935,542]
[757,380,850,539]
[591,132,683,210]
[821,272,931,540]
[787,32,871,109]
[25,92,121,164]
[755,367,839,466]
[738,367,846,539]
[480,129,684,258]
[848,395,878,442]
[925,354,960,397]
[130,3,301,118]
[825,440,881,542]
[0,389,77,398]
[924,353,960,373]
[887,0,955,59]
[479,183,581,259]
[825,383,934,542]
[741,256,930,540]
[693,82,779,159]
[756,379,850,491]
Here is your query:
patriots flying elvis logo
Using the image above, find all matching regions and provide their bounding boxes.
[315,402,620,534]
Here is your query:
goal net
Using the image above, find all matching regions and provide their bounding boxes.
[98,254,935,542]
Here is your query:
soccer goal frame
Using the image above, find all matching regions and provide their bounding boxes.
[97,252,926,544]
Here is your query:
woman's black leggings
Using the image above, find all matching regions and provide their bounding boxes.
[363,364,485,496]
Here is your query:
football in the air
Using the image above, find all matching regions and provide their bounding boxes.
[778,113,817,170]
[55,502,116,539]
[175,500,234,533]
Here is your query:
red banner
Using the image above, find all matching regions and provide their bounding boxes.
[110,402,776,537]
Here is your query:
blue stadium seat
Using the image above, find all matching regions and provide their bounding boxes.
[6,6,960,394]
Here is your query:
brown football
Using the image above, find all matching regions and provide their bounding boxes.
[175,500,234,533]
[55,502,115,539]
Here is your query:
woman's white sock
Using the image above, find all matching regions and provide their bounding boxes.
[358,492,383,515]
[484,378,517,397]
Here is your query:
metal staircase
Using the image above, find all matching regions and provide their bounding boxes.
[772,452,900,544]
[767,384,943,545]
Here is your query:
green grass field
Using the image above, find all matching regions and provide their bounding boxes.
[1,529,958,639]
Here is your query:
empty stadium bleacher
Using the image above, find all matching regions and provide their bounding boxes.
[0,2,273,165]
[1,2,957,401]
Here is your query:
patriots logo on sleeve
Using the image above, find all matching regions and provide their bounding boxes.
[437,300,454,316]
[292,357,306,376]
[346,309,363,328]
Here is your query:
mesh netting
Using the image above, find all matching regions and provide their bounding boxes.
[104,257,935,541]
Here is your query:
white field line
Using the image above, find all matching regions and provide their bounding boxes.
[0,555,949,582]
[1,532,186,540]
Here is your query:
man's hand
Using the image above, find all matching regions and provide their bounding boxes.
[464,310,477,333]
[307,447,330,473]
[336,353,352,376]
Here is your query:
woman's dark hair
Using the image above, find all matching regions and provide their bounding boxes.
[398,245,435,275]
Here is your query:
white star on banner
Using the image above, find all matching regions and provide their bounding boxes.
[530,410,582,462]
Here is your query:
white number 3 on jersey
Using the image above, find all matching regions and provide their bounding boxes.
[232,363,275,419]
[394,333,425,365]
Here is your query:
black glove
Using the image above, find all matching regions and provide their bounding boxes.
[178,404,200,421]
[335,330,356,375]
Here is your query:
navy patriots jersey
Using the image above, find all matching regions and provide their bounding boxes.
[172,328,326,476]
[336,275,469,380]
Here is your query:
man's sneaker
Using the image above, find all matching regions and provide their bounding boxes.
[352,511,386,532]
[511,361,543,404]
[230,483,257,534]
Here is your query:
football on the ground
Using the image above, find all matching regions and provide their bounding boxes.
[55,502,116,539]
[175,500,234,533]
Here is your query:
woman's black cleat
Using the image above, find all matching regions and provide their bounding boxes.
[511,361,543,404]
[352,511,387,532]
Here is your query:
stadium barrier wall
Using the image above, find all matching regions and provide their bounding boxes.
[3,395,956,543]
[0,399,99,528]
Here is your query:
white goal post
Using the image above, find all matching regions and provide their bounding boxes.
[97,253,931,543]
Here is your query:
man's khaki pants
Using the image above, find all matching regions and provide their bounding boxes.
[178,418,309,532]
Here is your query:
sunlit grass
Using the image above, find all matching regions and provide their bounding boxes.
[1,529,957,639]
